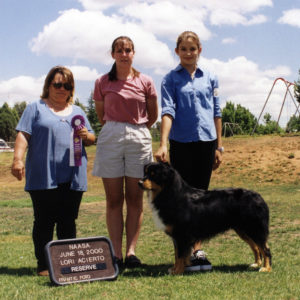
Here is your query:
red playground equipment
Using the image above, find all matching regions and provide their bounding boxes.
[252,77,300,134]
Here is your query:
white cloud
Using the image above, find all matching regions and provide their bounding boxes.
[263,66,292,78]
[67,65,101,81]
[210,9,248,26]
[30,9,174,75]
[77,0,271,29]
[77,0,123,10]
[222,38,236,44]
[200,56,293,125]
[210,10,267,26]
[197,0,272,13]
[30,1,273,74]
[278,9,300,28]
[161,0,272,26]
[247,14,268,25]
[0,76,44,106]
[120,2,211,41]
[78,0,273,14]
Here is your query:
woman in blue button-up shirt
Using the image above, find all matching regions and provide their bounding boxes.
[155,31,223,272]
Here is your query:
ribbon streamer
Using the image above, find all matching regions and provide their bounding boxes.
[70,115,85,166]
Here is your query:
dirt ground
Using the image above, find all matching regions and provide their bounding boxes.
[211,135,300,186]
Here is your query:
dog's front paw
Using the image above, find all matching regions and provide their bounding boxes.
[168,265,184,275]
[249,263,260,269]
[259,267,272,272]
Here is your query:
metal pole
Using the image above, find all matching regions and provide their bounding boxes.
[251,78,280,135]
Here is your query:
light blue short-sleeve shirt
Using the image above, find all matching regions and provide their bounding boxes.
[16,100,94,191]
[161,65,222,142]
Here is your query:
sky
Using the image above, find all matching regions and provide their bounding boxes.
[0,0,300,127]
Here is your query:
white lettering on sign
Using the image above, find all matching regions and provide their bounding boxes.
[68,243,91,250]
[71,264,97,272]
[60,259,75,265]
[60,251,75,258]
[58,276,78,282]
[77,256,105,263]
[86,248,104,255]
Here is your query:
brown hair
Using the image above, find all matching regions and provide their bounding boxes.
[40,66,75,103]
[176,31,201,50]
[108,36,140,81]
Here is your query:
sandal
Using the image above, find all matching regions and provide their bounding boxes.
[125,255,142,268]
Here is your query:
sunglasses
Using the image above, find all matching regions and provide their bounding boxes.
[52,82,73,91]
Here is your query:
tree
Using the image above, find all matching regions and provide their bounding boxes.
[286,115,300,132]
[86,92,101,136]
[221,101,257,136]
[0,103,18,141]
[256,113,283,134]
[13,101,27,118]
[74,98,87,112]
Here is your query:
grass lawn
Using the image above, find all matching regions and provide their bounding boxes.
[0,137,299,299]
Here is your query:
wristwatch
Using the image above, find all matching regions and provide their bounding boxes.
[216,147,224,153]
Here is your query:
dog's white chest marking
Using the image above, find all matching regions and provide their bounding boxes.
[147,191,166,231]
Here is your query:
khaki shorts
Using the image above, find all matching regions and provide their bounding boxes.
[92,121,153,178]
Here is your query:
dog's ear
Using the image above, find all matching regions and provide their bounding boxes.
[160,161,170,167]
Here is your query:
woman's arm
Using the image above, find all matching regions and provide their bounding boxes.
[154,114,173,162]
[11,131,30,180]
[94,100,105,126]
[213,116,223,170]
[146,96,158,129]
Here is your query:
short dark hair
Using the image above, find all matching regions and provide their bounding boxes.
[41,66,74,103]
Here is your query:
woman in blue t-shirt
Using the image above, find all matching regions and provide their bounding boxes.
[155,31,223,273]
[11,66,95,276]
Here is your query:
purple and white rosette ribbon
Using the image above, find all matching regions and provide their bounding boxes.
[70,115,85,166]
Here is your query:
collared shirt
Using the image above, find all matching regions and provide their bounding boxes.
[16,100,94,191]
[161,65,221,142]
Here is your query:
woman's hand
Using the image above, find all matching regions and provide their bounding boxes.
[155,145,168,162]
[213,150,223,170]
[76,127,95,146]
[76,127,89,141]
[11,159,25,180]
[11,131,29,180]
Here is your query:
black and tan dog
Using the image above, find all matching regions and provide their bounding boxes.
[139,162,272,275]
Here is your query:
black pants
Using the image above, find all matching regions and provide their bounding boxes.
[29,183,83,271]
[169,139,217,190]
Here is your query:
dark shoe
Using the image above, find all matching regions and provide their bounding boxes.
[125,255,142,268]
[114,257,124,269]
[184,250,212,272]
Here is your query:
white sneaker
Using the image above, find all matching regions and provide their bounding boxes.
[184,250,212,272]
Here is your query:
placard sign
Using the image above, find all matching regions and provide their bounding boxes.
[45,236,118,285]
